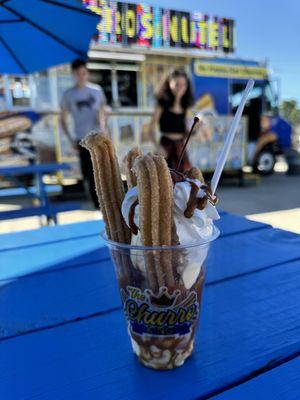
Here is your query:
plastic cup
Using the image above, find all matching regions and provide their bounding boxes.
[103,226,219,370]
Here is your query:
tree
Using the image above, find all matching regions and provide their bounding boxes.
[280,100,300,127]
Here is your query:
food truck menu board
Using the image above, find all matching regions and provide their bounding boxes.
[83,1,235,53]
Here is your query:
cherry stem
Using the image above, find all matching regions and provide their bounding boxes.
[176,117,199,171]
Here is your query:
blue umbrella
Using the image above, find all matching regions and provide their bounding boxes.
[0,0,100,74]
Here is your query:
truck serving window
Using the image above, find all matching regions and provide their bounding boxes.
[88,62,139,108]
[117,70,137,107]
[9,76,31,107]
[230,82,263,110]
[89,69,113,106]
[231,82,263,141]
[264,81,278,113]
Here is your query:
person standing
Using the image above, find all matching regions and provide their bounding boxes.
[60,58,107,207]
[148,69,194,172]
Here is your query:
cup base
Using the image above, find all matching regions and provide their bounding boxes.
[130,333,195,370]
[104,232,217,371]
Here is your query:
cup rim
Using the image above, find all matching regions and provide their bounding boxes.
[101,225,220,251]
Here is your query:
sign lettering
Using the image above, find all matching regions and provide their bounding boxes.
[83,0,235,53]
[193,60,268,80]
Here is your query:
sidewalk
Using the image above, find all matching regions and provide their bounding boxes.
[247,208,300,233]
[0,171,299,234]
[217,171,300,234]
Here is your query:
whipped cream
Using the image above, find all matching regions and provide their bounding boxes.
[121,179,219,289]
[121,179,220,244]
[173,179,220,242]
[122,186,139,230]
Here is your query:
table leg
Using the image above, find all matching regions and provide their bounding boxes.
[35,172,57,225]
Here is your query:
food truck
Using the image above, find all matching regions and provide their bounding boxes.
[192,57,292,174]
[83,0,292,175]
[0,0,291,180]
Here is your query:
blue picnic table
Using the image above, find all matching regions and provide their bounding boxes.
[0,163,80,223]
[0,212,300,399]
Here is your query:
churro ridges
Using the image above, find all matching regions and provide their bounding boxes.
[80,133,130,244]
[133,154,176,289]
[133,155,158,290]
[101,142,125,242]
[134,154,173,247]
[80,134,111,238]
[145,155,167,288]
[153,155,173,246]
[84,135,116,240]
[152,155,176,288]
[145,155,160,246]
[100,136,125,207]
[124,147,142,188]
[133,156,152,246]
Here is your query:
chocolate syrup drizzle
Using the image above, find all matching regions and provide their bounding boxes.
[129,199,139,235]
[169,169,213,217]
[128,169,216,234]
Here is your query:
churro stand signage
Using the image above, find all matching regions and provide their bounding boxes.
[122,286,199,336]
[83,0,235,53]
[193,60,268,80]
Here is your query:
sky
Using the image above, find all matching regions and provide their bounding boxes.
[131,0,300,104]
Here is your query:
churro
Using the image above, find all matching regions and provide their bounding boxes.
[81,121,220,371]
[124,147,142,188]
[80,133,130,244]
[133,154,173,247]
[153,154,177,288]
[133,154,175,289]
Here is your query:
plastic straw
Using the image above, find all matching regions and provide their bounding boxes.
[210,79,254,195]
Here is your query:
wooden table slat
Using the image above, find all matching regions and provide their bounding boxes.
[0,212,268,252]
[0,221,102,252]
[0,259,119,339]
[213,356,300,400]
[1,225,300,340]
[0,163,70,176]
[1,259,299,400]
[0,226,298,284]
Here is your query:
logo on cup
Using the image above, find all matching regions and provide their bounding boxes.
[121,286,199,336]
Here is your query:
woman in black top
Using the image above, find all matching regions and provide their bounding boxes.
[148,69,194,172]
